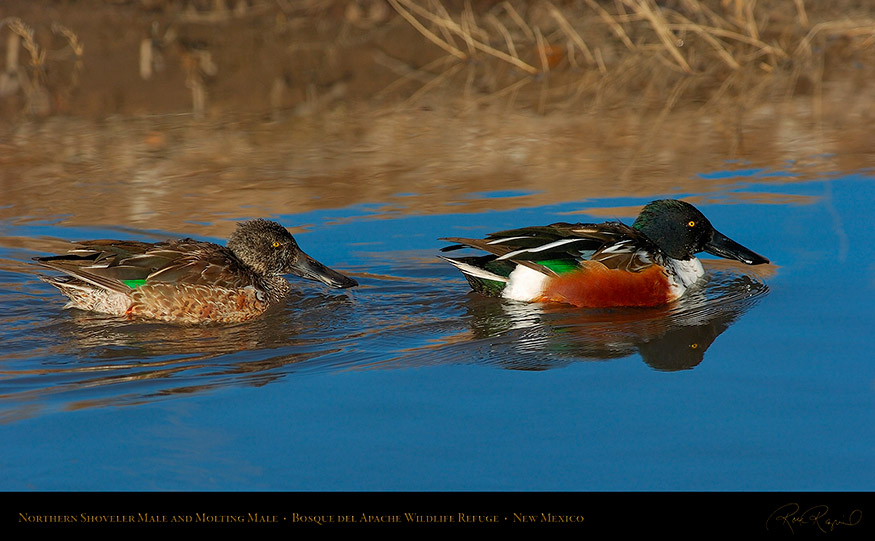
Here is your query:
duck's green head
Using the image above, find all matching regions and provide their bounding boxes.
[632,199,769,265]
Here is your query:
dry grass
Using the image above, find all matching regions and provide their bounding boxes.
[383,0,875,115]
[0,16,83,116]
[0,1,872,122]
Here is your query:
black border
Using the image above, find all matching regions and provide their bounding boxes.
[6,492,871,535]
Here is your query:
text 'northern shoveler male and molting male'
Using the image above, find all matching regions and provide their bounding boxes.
[34,219,358,324]
[440,199,769,308]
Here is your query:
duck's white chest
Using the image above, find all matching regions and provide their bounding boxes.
[665,257,705,298]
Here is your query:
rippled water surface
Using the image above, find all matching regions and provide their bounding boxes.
[1,171,872,492]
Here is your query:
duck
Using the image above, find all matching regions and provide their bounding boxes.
[440,199,769,308]
[34,218,357,323]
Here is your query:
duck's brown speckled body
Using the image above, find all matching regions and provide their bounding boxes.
[35,219,357,324]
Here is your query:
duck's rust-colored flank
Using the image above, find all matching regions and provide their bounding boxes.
[541,261,672,308]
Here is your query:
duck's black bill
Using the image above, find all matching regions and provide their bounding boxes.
[290,254,358,288]
[705,230,770,265]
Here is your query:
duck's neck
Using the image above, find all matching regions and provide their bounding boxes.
[260,275,291,303]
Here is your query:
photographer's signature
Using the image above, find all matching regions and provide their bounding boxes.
[767,503,862,534]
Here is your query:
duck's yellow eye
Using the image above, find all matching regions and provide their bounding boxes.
[272,241,281,248]
[687,220,696,227]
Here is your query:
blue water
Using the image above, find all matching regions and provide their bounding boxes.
[1,172,872,491]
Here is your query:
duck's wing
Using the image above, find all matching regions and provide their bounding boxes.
[441,222,597,276]
[570,223,659,272]
[136,239,254,289]
[34,239,252,292]
[441,221,658,275]
[35,239,163,293]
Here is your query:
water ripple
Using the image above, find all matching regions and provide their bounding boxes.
[0,251,769,420]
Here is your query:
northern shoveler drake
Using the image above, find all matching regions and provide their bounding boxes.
[34,218,358,323]
[440,199,769,308]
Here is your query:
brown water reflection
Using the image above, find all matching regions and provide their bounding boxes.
[2,101,871,239]
[1,1,873,242]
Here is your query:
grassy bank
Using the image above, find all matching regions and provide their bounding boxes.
[0,1,873,120]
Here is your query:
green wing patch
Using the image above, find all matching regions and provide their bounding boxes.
[536,259,580,274]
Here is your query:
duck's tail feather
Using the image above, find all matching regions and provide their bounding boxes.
[439,255,513,297]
